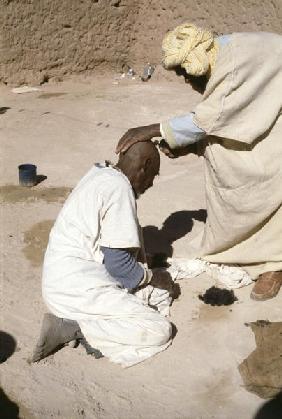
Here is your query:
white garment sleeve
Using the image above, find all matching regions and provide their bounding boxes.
[160,113,206,150]
[99,177,141,249]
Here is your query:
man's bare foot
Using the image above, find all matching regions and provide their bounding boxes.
[31,313,82,362]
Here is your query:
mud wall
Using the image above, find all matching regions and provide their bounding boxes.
[1,0,281,85]
[130,0,282,71]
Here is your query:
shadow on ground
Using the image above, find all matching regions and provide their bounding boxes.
[0,331,17,363]
[35,174,48,185]
[253,391,282,419]
[0,388,20,419]
[0,333,20,417]
[143,209,206,257]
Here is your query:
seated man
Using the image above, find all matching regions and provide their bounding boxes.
[32,141,172,367]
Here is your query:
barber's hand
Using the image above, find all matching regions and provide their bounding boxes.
[159,139,199,159]
[115,124,161,154]
[158,139,178,158]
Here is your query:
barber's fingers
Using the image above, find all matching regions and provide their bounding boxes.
[115,128,149,154]
[116,137,146,154]
[158,140,177,159]
[116,134,137,154]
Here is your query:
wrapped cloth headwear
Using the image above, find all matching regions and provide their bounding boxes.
[162,23,218,76]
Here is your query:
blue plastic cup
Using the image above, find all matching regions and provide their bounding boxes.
[18,164,37,187]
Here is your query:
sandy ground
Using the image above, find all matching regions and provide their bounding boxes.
[1,76,281,419]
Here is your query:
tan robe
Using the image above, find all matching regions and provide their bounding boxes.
[194,32,282,279]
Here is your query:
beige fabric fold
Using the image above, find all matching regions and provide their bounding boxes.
[193,32,282,279]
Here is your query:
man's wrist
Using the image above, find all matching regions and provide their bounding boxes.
[138,267,153,287]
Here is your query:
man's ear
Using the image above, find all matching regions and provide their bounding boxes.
[144,158,151,172]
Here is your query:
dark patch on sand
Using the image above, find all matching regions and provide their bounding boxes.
[199,286,237,306]
[0,185,71,204]
[239,321,282,399]
[37,93,66,99]
[198,303,230,322]
[23,220,54,266]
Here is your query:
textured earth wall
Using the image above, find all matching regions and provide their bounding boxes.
[1,0,282,84]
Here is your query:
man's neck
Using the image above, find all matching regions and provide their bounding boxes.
[114,163,136,195]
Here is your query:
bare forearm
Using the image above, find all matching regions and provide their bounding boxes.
[144,123,161,138]
[116,124,161,153]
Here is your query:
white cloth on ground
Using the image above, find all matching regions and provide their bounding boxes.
[42,164,171,367]
[136,258,252,320]
[167,258,253,289]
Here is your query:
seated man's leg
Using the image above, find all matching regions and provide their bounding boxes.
[32,313,83,362]
[34,285,172,365]
[78,301,172,366]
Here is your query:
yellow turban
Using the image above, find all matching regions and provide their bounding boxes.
[162,23,218,76]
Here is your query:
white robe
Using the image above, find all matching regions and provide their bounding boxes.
[42,165,171,367]
[193,32,282,279]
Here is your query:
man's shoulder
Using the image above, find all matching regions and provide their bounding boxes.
[231,31,282,48]
[76,164,127,186]
[99,165,131,187]
[87,164,133,197]
[60,164,134,215]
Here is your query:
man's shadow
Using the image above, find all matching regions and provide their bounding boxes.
[0,388,20,419]
[0,331,17,363]
[143,209,207,266]
[0,332,20,418]
[253,391,282,419]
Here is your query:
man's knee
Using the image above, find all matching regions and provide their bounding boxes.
[159,318,172,345]
[146,317,172,346]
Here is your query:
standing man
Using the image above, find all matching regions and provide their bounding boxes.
[116,23,282,301]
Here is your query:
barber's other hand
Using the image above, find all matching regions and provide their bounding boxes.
[115,124,161,154]
[159,139,198,159]
[158,139,178,158]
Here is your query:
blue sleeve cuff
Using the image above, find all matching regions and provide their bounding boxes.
[161,113,205,149]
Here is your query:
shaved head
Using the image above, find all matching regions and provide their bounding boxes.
[118,141,160,171]
[117,141,160,196]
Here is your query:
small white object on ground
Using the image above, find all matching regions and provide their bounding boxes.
[136,256,253,320]
[12,86,40,94]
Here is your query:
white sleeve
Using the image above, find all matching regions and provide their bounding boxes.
[99,177,141,249]
[160,113,205,149]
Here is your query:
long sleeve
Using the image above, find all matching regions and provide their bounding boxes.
[160,112,206,150]
[160,35,232,150]
[100,246,145,290]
